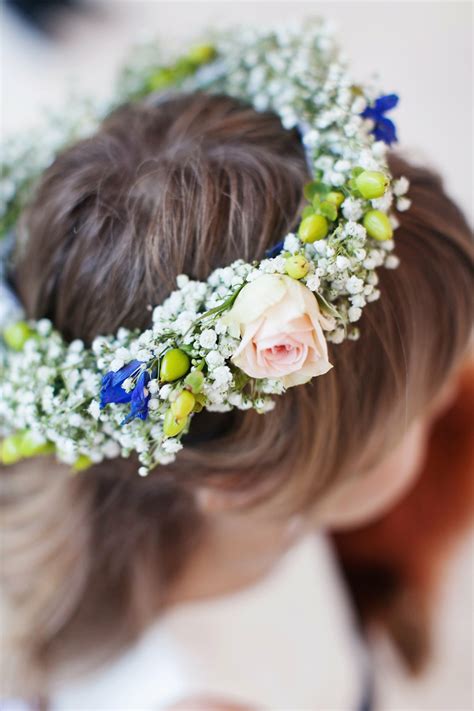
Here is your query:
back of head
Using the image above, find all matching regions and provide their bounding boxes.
[2,91,473,692]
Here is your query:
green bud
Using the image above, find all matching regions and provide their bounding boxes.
[3,321,34,350]
[363,210,393,241]
[160,348,191,382]
[298,214,329,243]
[184,369,205,394]
[171,390,196,419]
[326,191,345,208]
[73,455,93,471]
[0,434,24,465]
[163,409,189,438]
[285,255,310,280]
[355,170,389,199]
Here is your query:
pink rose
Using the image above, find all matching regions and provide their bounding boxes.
[223,274,333,387]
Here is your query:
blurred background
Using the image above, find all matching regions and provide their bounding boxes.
[1,1,473,709]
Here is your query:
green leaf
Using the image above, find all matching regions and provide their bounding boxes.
[315,292,341,320]
[301,205,314,219]
[319,201,338,221]
[351,166,365,177]
[304,180,330,202]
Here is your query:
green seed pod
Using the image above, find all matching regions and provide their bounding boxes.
[184,369,205,394]
[355,170,389,199]
[171,390,196,419]
[298,214,329,243]
[160,348,191,382]
[163,409,189,438]
[363,210,393,241]
[3,321,34,351]
[285,255,310,280]
[0,434,24,465]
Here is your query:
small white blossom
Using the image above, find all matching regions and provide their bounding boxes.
[122,377,134,393]
[176,274,189,289]
[336,255,350,270]
[88,401,101,420]
[397,197,412,212]
[348,306,362,322]
[342,197,363,221]
[206,350,225,368]
[393,176,409,196]
[110,358,125,372]
[385,255,400,269]
[159,384,173,400]
[212,365,233,387]
[162,439,183,454]
[283,233,300,254]
[305,274,320,292]
[148,379,159,394]
[199,329,217,349]
[345,276,364,294]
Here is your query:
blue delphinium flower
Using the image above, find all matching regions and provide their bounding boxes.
[100,360,151,424]
[121,369,151,425]
[265,239,285,258]
[361,93,399,145]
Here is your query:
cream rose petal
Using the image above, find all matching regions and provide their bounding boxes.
[223,274,288,329]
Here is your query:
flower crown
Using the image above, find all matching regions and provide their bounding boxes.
[0,20,410,475]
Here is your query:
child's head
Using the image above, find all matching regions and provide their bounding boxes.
[4,92,473,688]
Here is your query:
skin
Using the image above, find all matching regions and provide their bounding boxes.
[163,377,458,710]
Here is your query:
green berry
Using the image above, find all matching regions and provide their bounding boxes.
[188,44,216,65]
[363,210,393,241]
[355,171,389,199]
[73,455,93,471]
[147,68,174,91]
[184,369,205,394]
[18,431,54,458]
[160,348,191,382]
[0,434,24,465]
[285,255,310,280]
[171,390,196,419]
[298,214,329,243]
[326,191,344,208]
[3,321,34,350]
[163,409,189,438]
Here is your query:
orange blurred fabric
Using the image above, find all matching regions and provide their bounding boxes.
[333,363,474,671]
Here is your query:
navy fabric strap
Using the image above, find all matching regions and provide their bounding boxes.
[0,233,23,332]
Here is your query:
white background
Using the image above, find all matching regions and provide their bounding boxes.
[1,2,473,709]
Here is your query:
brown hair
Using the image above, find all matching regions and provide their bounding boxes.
[1,92,472,695]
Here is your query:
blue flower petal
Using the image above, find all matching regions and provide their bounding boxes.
[100,382,133,408]
[373,116,398,145]
[100,359,143,408]
[360,106,379,121]
[360,93,399,145]
[109,360,143,387]
[374,93,399,112]
[121,370,151,425]
[265,239,285,258]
